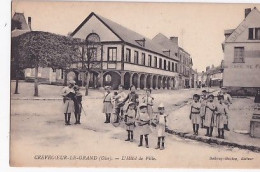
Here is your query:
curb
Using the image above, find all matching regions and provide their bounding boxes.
[166,129,260,153]
[11,98,62,100]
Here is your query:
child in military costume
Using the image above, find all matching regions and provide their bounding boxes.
[102,86,113,123]
[204,94,216,137]
[73,85,82,124]
[61,80,76,125]
[190,94,201,135]
[215,95,228,139]
[155,103,168,150]
[124,102,136,142]
[136,103,152,148]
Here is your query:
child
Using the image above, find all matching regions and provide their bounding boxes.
[124,102,136,142]
[190,94,201,135]
[200,90,208,128]
[142,88,154,118]
[102,86,113,123]
[73,85,83,124]
[155,103,168,150]
[215,95,228,139]
[204,94,216,137]
[136,103,152,148]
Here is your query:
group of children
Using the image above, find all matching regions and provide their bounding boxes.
[102,85,168,150]
[190,89,230,139]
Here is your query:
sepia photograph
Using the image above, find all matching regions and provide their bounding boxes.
[9,0,260,168]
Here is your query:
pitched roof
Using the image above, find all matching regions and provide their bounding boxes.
[225,7,260,42]
[12,13,30,31]
[152,33,179,61]
[71,12,175,59]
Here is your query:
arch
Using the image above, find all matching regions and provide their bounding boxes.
[132,73,139,89]
[124,72,131,90]
[152,75,157,89]
[158,76,162,89]
[67,71,77,82]
[166,77,171,89]
[89,71,99,89]
[146,75,152,89]
[103,71,121,90]
[140,74,146,89]
[162,76,167,89]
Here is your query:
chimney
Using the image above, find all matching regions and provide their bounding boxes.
[170,36,178,45]
[245,8,251,18]
[28,17,31,30]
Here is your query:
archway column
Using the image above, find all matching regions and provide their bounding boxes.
[149,75,153,89]
[155,75,158,90]
[137,74,140,90]
[143,74,147,89]
[121,72,125,86]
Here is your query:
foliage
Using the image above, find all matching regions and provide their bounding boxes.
[12,31,81,70]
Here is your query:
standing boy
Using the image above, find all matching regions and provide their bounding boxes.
[73,85,83,124]
[102,86,113,123]
[190,94,201,135]
[200,90,208,128]
[155,103,168,150]
[141,88,154,118]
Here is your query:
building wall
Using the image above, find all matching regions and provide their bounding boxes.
[223,41,260,88]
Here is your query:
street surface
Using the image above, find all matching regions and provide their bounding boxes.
[10,82,260,167]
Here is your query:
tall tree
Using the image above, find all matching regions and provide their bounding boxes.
[11,31,79,96]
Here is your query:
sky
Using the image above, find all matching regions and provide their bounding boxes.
[12,1,260,72]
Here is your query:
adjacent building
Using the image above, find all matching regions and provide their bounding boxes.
[222,7,260,95]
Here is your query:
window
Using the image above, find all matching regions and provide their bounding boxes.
[87,47,97,61]
[134,51,139,64]
[164,60,167,70]
[248,28,260,40]
[141,53,146,65]
[249,28,254,39]
[125,48,131,62]
[148,55,152,67]
[172,62,174,72]
[159,58,162,69]
[255,28,260,40]
[154,57,157,68]
[107,47,117,61]
[234,47,245,63]
[168,61,171,71]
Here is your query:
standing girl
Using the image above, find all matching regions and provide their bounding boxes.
[102,86,113,123]
[124,102,136,142]
[204,94,216,137]
[136,103,152,148]
[190,94,201,135]
[155,103,168,150]
[215,95,228,139]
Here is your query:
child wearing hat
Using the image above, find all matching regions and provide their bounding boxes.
[204,94,216,137]
[155,103,168,150]
[102,86,113,123]
[136,103,152,148]
[190,94,201,135]
[215,95,228,139]
[124,102,136,142]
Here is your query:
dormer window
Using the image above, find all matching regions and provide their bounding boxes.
[135,38,146,47]
[163,50,170,57]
